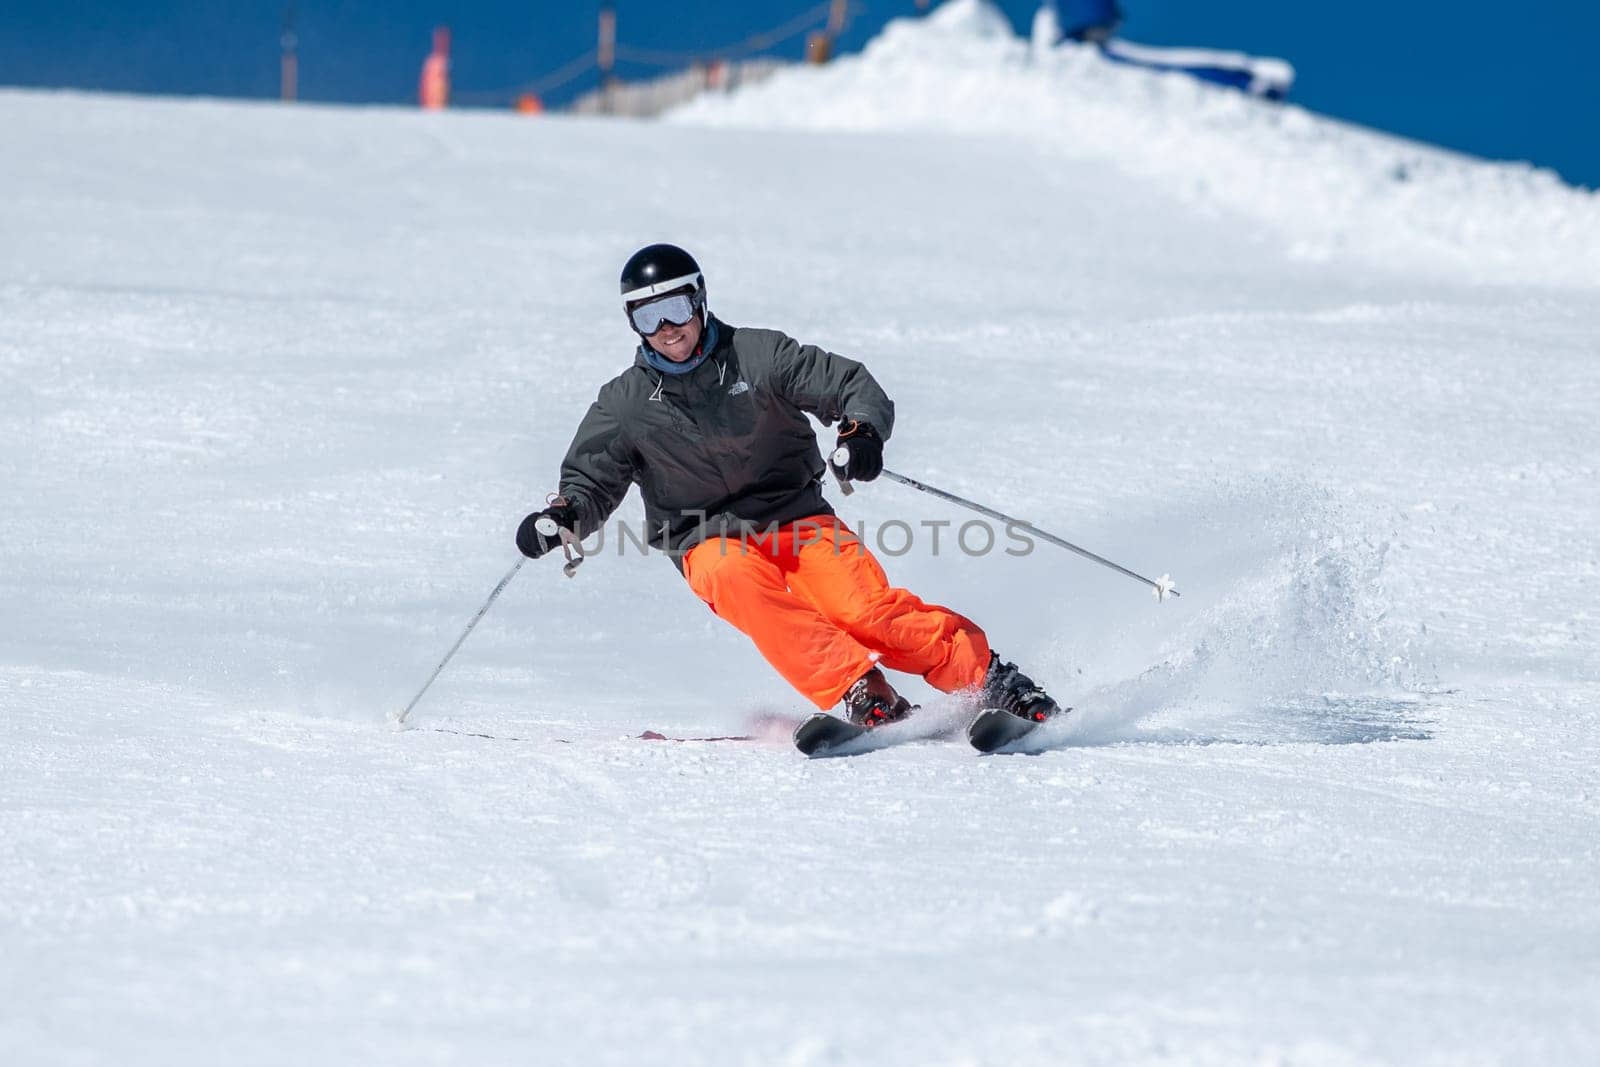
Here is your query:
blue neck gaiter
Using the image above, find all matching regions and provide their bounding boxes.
[641,317,718,377]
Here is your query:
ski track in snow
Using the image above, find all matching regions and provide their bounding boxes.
[3,4,1600,1063]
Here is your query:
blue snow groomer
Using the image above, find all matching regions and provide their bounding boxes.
[1045,0,1295,101]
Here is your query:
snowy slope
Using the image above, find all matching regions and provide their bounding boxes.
[3,3,1599,1064]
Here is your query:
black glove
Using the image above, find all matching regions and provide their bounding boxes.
[830,419,884,482]
[516,500,579,560]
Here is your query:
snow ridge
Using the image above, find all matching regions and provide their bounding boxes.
[675,0,1600,289]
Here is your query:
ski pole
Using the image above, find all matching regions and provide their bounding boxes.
[832,449,1179,601]
[393,509,587,727]
[392,558,525,728]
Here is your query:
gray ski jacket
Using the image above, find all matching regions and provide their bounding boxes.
[558,316,895,563]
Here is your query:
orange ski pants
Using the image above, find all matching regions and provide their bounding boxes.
[682,516,990,709]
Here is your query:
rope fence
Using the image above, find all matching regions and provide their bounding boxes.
[615,2,838,67]
[452,1,859,110]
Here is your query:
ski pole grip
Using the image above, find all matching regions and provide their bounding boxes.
[831,446,855,496]
[534,508,584,579]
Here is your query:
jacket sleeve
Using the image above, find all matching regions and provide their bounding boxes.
[768,332,896,440]
[558,391,637,537]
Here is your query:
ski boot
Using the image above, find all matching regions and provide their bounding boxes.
[980,653,1062,723]
[842,667,913,728]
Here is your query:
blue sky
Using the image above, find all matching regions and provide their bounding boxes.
[2,1,1596,188]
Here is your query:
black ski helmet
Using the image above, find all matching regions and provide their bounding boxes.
[620,243,706,327]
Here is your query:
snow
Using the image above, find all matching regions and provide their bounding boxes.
[3,1,1599,1062]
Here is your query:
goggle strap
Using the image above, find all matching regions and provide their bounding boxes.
[621,271,702,303]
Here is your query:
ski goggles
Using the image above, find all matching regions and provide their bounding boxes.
[628,290,700,335]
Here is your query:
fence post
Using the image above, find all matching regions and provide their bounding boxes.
[280,5,298,101]
[598,6,617,113]
[419,26,450,109]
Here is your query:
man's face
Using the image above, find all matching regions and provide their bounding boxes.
[648,310,703,363]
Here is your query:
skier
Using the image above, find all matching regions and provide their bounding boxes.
[516,244,1062,730]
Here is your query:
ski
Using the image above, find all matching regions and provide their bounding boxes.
[792,712,871,756]
[966,707,1045,753]
[638,730,755,743]
[792,705,961,757]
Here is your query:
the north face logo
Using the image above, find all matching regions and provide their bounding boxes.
[728,380,750,397]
